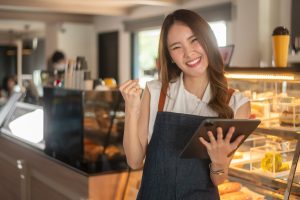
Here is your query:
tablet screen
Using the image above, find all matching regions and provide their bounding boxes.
[179,118,261,159]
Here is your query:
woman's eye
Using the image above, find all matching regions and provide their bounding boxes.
[171,46,180,50]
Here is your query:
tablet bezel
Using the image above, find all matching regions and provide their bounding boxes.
[179,118,261,159]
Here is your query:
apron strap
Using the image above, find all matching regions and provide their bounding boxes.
[158,86,167,112]
[158,86,235,112]
[227,88,235,104]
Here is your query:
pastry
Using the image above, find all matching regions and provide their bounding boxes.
[220,191,252,200]
[84,139,104,162]
[251,102,270,119]
[279,111,300,126]
[233,151,244,159]
[218,182,242,195]
[84,117,100,130]
[255,91,273,100]
[260,152,290,172]
[105,145,121,159]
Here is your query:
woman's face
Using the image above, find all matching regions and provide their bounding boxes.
[167,22,209,78]
[7,78,15,90]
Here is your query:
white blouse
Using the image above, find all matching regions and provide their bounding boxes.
[146,73,249,142]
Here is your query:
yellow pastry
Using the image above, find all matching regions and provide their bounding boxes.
[261,152,289,172]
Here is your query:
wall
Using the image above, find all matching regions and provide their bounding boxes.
[45,22,96,78]
[58,23,96,78]
[229,0,259,66]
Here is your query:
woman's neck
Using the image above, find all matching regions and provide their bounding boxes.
[182,72,209,100]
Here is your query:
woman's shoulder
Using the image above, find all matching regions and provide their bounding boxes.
[229,90,250,110]
[146,77,181,96]
[146,79,161,97]
[146,79,161,92]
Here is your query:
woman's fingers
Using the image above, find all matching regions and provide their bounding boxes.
[231,135,245,150]
[127,85,141,96]
[120,80,139,95]
[216,127,223,143]
[207,131,217,145]
[123,81,138,94]
[224,127,235,144]
[119,80,132,91]
[199,137,211,150]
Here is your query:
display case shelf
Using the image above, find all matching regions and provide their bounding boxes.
[227,70,300,200]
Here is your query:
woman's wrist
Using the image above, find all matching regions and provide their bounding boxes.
[210,162,227,170]
[209,163,225,175]
[125,107,140,117]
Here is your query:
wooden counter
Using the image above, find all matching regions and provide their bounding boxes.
[0,134,142,200]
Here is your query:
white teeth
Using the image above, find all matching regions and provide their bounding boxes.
[187,57,200,65]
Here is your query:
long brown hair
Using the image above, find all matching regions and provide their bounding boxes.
[158,9,233,118]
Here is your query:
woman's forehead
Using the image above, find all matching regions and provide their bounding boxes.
[167,22,194,44]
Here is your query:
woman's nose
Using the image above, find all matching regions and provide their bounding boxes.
[183,44,194,58]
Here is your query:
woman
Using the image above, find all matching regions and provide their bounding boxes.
[119,9,250,199]
[48,50,66,72]
[2,75,17,98]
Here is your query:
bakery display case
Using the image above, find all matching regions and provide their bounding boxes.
[226,67,300,200]
[43,87,127,173]
[0,88,133,200]
[0,88,127,174]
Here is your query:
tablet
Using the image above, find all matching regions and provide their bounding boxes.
[179,118,261,159]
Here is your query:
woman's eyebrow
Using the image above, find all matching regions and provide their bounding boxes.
[188,35,196,40]
[168,35,195,48]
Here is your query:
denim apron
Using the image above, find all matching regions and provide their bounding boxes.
[137,88,221,200]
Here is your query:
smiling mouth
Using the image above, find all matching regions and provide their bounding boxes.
[186,56,202,67]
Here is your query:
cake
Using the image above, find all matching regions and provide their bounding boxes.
[278,99,300,126]
[279,111,300,126]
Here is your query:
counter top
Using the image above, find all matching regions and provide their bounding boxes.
[0,131,129,176]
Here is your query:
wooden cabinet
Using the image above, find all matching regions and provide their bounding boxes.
[0,152,23,200]
[0,135,139,200]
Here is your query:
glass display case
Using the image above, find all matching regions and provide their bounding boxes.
[226,67,300,200]
[0,92,44,149]
[0,87,127,175]
[43,87,127,174]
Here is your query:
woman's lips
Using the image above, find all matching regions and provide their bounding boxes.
[186,56,201,68]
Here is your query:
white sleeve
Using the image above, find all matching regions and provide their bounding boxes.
[229,91,250,114]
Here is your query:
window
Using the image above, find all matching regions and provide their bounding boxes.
[209,21,227,47]
[132,21,227,85]
[132,29,160,88]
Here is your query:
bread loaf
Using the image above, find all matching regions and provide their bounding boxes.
[218,182,242,195]
[220,191,252,200]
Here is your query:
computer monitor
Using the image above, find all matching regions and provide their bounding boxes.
[219,45,234,67]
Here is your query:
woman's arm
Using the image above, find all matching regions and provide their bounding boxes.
[200,101,251,186]
[120,81,150,169]
[234,101,251,119]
